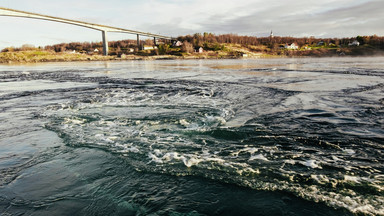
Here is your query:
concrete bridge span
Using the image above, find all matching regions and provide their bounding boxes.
[0,7,173,55]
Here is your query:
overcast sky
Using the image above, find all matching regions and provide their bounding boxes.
[0,0,383,49]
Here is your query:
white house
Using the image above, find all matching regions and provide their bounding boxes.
[348,40,360,46]
[285,43,299,50]
[173,41,183,47]
[143,45,158,50]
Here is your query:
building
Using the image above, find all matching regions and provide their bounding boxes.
[87,48,100,54]
[143,45,157,50]
[348,40,360,46]
[173,41,183,47]
[285,43,299,50]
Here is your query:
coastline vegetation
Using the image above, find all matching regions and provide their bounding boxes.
[1,34,384,63]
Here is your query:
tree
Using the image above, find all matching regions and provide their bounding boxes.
[356,36,365,45]
[158,44,170,55]
[181,41,194,53]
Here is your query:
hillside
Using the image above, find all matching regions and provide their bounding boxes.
[1,34,384,63]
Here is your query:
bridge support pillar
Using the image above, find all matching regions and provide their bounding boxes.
[137,34,140,50]
[102,31,108,56]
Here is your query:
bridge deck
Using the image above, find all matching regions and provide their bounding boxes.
[0,7,172,39]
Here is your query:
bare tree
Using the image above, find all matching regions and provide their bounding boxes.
[181,41,194,53]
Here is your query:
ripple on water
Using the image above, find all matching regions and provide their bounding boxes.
[41,82,384,216]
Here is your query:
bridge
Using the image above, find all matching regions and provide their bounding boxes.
[0,7,174,55]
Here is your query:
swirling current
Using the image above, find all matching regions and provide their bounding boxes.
[0,58,383,215]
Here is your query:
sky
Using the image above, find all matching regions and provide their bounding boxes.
[0,0,383,50]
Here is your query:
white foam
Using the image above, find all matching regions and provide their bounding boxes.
[216,117,226,125]
[301,159,321,169]
[178,119,190,127]
[107,136,119,141]
[311,174,330,184]
[63,117,85,125]
[236,167,260,175]
[162,152,184,162]
[148,151,204,168]
[153,149,163,156]
[354,205,378,215]
[182,156,202,168]
[205,157,226,163]
[231,147,259,157]
[344,175,361,183]
[94,134,114,143]
[283,159,296,165]
[148,152,163,163]
[124,146,140,153]
[95,134,104,138]
[249,154,269,161]
[245,147,259,154]
[204,115,226,125]
[331,155,342,161]
[343,149,356,155]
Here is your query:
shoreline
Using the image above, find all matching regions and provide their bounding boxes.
[1,50,384,64]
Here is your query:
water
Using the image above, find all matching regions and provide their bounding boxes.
[0,58,383,216]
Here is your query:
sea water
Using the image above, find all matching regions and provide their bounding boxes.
[0,58,383,215]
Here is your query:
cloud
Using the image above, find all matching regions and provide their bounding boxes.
[134,0,384,37]
[1,0,383,49]
[195,0,384,37]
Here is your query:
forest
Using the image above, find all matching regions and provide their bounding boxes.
[178,33,384,48]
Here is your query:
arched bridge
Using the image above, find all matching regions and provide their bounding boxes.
[0,7,174,55]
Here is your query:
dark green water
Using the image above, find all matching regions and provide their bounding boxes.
[0,58,383,215]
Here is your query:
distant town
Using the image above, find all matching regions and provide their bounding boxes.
[1,33,384,63]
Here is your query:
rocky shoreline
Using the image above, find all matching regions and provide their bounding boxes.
[0,50,251,64]
[1,48,384,64]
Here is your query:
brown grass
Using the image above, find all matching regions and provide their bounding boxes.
[0,50,114,63]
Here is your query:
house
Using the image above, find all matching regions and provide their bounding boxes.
[173,41,183,47]
[348,40,360,46]
[143,45,158,50]
[317,41,325,46]
[87,48,100,55]
[285,43,299,50]
[198,47,204,53]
